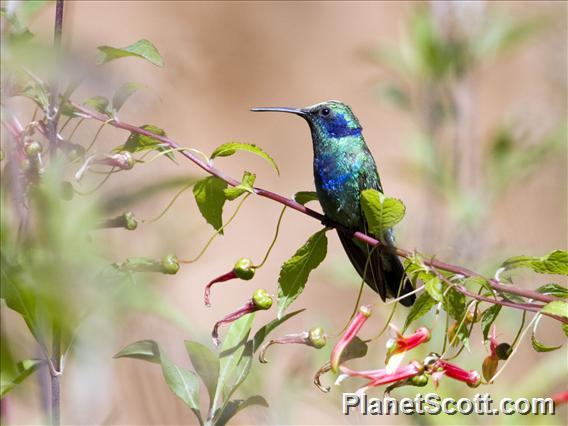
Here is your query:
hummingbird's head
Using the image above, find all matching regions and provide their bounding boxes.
[252,100,362,139]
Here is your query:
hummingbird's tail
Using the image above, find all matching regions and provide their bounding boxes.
[338,231,415,307]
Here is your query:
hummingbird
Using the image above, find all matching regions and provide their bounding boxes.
[252,100,415,306]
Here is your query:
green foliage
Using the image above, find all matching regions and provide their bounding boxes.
[112,82,147,112]
[403,291,437,332]
[481,304,502,340]
[501,250,568,275]
[83,95,111,115]
[277,229,328,318]
[97,39,164,67]
[294,191,319,206]
[1,359,43,398]
[540,301,568,319]
[224,171,256,201]
[193,176,228,233]
[210,142,279,175]
[185,341,220,408]
[536,284,568,298]
[360,189,405,236]
[531,332,562,353]
[117,124,175,161]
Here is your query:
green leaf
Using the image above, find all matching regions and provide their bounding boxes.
[113,339,160,362]
[562,324,568,338]
[117,124,175,161]
[210,143,279,175]
[185,341,219,408]
[403,291,437,332]
[212,313,255,418]
[216,395,268,426]
[531,332,562,353]
[83,96,110,115]
[159,352,201,418]
[443,286,466,321]
[252,309,305,352]
[540,301,568,319]
[501,250,568,275]
[224,171,256,201]
[360,189,405,235]
[0,359,43,398]
[423,275,443,302]
[536,284,568,298]
[339,336,368,363]
[294,191,319,206]
[112,82,147,112]
[193,176,228,233]
[97,39,164,67]
[277,229,328,318]
[481,305,502,340]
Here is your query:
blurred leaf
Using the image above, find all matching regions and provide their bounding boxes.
[481,305,502,340]
[294,191,319,206]
[210,143,279,175]
[0,359,43,398]
[112,82,147,112]
[251,309,305,352]
[117,124,175,161]
[443,286,466,321]
[97,39,164,67]
[224,171,255,201]
[536,284,568,298]
[212,313,255,419]
[531,331,562,353]
[113,339,159,363]
[378,82,411,110]
[360,189,405,236]
[20,80,49,110]
[277,229,328,318]
[193,176,228,234]
[216,395,268,426]
[403,292,437,332]
[562,324,568,338]
[340,336,368,363]
[540,301,568,319]
[185,341,219,408]
[83,96,110,115]
[501,250,568,275]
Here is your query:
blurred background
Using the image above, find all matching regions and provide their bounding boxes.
[2,1,566,425]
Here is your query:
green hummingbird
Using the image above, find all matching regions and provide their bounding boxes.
[252,100,415,306]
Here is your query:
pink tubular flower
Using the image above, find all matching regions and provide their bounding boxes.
[386,326,431,362]
[330,305,372,373]
[551,390,568,405]
[341,361,422,394]
[204,270,237,307]
[433,359,481,388]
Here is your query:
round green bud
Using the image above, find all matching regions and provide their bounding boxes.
[233,258,255,280]
[61,181,74,201]
[123,211,138,230]
[252,288,272,310]
[308,327,327,349]
[161,254,180,275]
[24,141,42,157]
[495,343,512,360]
[411,374,429,387]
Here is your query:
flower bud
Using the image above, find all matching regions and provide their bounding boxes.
[100,212,138,230]
[411,374,429,387]
[24,141,42,157]
[252,288,273,310]
[482,355,498,383]
[161,254,180,275]
[386,326,430,362]
[259,327,327,364]
[233,258,255,280]
[308,327,327,349]
[495,343,511,360]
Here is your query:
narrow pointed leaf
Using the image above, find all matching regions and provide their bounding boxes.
[159,352,201,418]
[113,339,160,363]
[211,143,279,175]
[531,332,562,353]
[277,229,328,318]
[193,176,228,233]
[97,39,164,67]
[481,305,502,340]
[0,359,43,398]
[216,395,268,426]
[185,341,219,407]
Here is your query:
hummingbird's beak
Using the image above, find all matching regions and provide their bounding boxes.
[250,107,307,116]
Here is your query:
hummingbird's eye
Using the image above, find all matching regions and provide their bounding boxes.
[320,108,331,116]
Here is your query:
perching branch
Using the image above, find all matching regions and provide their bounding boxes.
[69,102,566,324]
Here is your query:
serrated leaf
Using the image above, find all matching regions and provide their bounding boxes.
[112,82,147,112]
[83,96,110,115]
[294,191,319,206]
[193,176,228,233]
[443,286,466,321]
[536,284,568,298]
[113,339,160,362]
[252,309,305,352]
[360,189,405,236]
[97,39,164,67]
[0,359,43,398]
[463,275,493,293]
[277,229,328,318]
[224,171,255,201]
[210,142,279,175]
[403,291,437,332]
[424,275,443,302]
[117,124,175,161]
[481,305,502,340]
[501,250,568,275]
[185,341,219,408]
[216,395,268,426]
[531,332,562,353]
[540,301,568,319]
